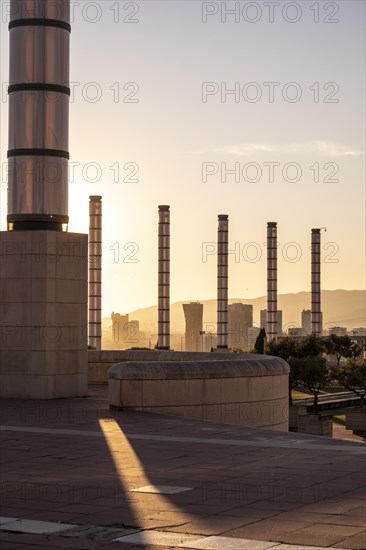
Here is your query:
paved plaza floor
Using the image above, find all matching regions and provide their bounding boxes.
[0,386,365,549]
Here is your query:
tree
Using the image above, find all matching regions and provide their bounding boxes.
[296,356,333,414]
[325,334,355,366]
[254,328,266,354]
[295,334,327,358]
[287,357,303,406]
[266,337,298,405]
[265,336,297,361]
[335,359,366,407]
[350,342,363,361]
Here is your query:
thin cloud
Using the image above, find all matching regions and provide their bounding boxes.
[194,141,363,157]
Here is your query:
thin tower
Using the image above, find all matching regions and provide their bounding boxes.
[158,205,170,349]
[88,196,102,350]
[267,222,278,341]
[311,228,325,336]
[217,214,229,349]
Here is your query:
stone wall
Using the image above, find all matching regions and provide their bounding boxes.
[108,353,289,431]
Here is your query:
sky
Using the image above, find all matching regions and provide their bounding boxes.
[0,0,365,315]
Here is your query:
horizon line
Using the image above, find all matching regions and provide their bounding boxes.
[102,288,365,317]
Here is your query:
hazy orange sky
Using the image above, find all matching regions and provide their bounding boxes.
[0,1,364,314]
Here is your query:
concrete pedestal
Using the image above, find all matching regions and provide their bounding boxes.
[346,407,366,435]
[297,414,333,437]
[0,231,88,399]
[289,404,307,431]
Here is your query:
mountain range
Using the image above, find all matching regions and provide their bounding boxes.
[103,290,365,334]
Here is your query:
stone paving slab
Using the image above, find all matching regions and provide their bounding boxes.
[0,387,365,549]
[0,519,75,534]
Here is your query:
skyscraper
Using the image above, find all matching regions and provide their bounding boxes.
[111,313,130,347]
[301,310,312,336]
[260,309,283,337]
[183,303,203,352]
[228,303,253,351]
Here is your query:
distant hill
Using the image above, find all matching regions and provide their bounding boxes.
[103,290,365,334]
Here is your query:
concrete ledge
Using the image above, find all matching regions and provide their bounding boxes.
[108,354,289,431]
[89,350,287,382]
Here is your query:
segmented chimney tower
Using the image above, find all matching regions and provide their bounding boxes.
[217,215,229,349]
[311,228,324,336]
[157,205,170,349]
[267,222,278,341]
[88,196,102,351]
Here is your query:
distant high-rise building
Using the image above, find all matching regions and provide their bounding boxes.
[183,302,203,352]
[288,327,303,339]
[260,309,283,337]
[328,326,347,337]
[350,328,366,336]
[248,326,261,351]
[301,310,312,336]
[349,328,366,358]
[228,303,253,351]
[111,312,129,347]
[203,331,217,352]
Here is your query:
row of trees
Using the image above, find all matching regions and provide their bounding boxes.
[260,334,365,413]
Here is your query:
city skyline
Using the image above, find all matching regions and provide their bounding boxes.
[103,288,365,334]
[0,1,364,315]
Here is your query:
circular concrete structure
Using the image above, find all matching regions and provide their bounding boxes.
[108,352,289,431]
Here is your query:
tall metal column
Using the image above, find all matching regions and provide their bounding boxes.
[158,205,170,350]
[267,222,278,341]
[88,196,102,350]
[1,1,89,399]
[217,214,228,349]
[7,0,70,231]
[311,228,325,336]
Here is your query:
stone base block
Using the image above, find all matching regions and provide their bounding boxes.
[289,404,307,431]
[0,230,88,399]
[297,414,333,437]
[345,407,366,435]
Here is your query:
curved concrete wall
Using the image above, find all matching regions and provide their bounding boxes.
[108,353,289,431]
[89,349,256,383]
